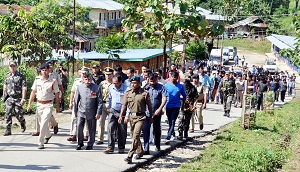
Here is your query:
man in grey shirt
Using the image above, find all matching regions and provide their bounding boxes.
[74,73,103,150]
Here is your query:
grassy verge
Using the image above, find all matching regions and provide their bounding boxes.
[179,98,300,172]
[220,38,272,54]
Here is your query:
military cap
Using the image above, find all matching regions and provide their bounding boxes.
[80,66,90,73]
[82,73,91,78]
[40,63,49,70]
[191,74,199,79]
[46,60,54,65]
[37,67,41,73]
[130,75,140,82]
[104,67,114,74]
[92,64,100,68]
[9,60,18,66]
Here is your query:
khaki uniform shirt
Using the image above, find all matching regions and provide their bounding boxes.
[100,80,112,102]
[121,87,152,113]
[31,76,59,101]
[71,77,83,93]
[193,82,206,102]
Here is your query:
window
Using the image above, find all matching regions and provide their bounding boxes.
[112,12,114,20]
[107,13,109,20]
[119,11,121,18]
[99,13,102,20]
[114,12,116,20]
[104,13,106,21]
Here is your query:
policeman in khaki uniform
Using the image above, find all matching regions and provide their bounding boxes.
[97,67,113,144]
[2,61,27,136]
[118,76,153,164]
[190,74,207,132]
[27,63,60,149]
[218,71,236,117]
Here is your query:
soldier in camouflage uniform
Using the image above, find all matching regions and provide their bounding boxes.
[57,62,68,111]
[2,61,27,136]
[218,71,236,117]
[177,77,198,140]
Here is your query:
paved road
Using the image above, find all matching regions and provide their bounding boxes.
[0,50,298,172]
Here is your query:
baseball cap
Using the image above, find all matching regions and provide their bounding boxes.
[39,63,49,70]
[9,61,18,66]
[80,67,90,73]
[46,60,54,65]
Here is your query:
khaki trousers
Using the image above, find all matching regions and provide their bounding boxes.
[128,115,146,158]
[97,103,109,141]
[37,102,53,146]
[190,103,203,130]
[35,113,57,132]
[235,91,243,106]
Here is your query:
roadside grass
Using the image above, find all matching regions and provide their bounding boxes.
[179,98,300,172]
[221,38,272,54]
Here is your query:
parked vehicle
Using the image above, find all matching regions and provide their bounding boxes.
[210,49,228,69]
[222,48,230,65]
[224,46,237,60]
[263,58,278,74]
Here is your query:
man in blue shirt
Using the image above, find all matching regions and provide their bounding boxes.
[199,70,210,102]
[104,74,128,154]
[164,71,186,144]
[142,73,167,153]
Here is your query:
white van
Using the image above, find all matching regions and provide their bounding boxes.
[210,49,228,69]
[222,48,230,65]
[224,46,237,60]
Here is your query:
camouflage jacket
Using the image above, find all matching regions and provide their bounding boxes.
[4,71,27,98]
[218,78,236,95]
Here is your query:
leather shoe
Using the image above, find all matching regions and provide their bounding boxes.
[67,135,77,141]
[85,146,93,150]
[21,122,26,133]
[200,123,204,130]
[3,130,11,136]
[124,157,132,164]
[53,124,58,134]
[38,145,45,149]
[118,149,125,154]
[134,154,143,160]
[104,148,114,154]
[83,136,88,141]
[32,132,40,136]
[44,135,52,144]
[96,141,104,145]
[76,144,84,150]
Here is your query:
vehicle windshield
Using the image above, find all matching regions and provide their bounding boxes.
[211,56,220,62]
[266,61,276,65]
[229,49,233,52]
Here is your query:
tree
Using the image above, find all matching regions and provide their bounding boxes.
[122,0,211,77]
[185,40,209,61]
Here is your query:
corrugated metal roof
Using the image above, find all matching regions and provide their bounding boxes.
[227,16,260,29]
[145,4,224,21]
[0,4,32,14]
[266,34,296,50]
[76,0,123,11]
[76,49,170,62]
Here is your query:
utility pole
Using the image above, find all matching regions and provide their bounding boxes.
[72,0,75,74]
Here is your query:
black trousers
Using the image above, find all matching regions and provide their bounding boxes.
[77,117,96,147]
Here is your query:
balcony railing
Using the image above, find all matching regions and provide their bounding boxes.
[98,18,123,28]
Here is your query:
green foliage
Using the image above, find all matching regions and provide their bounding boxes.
[94,28,125,53]
[185,40,209,61]
[180,99,300,171]
[222,39,271,53]
[125,39,163,49]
